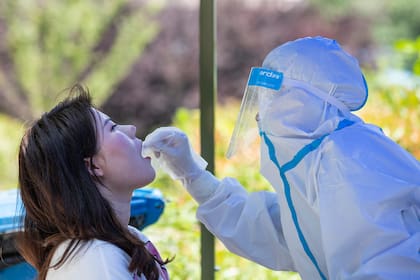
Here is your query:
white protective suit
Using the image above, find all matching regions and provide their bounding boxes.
[143,37,420,279]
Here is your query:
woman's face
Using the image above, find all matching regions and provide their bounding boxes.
[91,108,156,192]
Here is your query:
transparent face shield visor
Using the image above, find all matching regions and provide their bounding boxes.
[226,67,284,159]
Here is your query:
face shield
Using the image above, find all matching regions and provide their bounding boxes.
[227,37,368,159]
[226,66,355,159]
[226,67,284,159]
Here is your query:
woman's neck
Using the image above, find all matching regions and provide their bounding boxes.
[98,186,132,226]
[110,198,131,226]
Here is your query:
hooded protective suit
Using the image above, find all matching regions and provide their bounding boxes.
[143,37,420,279]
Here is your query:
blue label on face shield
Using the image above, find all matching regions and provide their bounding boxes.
[247,67,283,90]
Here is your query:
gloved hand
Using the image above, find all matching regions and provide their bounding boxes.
[142,127,207,184]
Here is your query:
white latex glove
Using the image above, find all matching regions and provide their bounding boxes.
[142,127,207,184]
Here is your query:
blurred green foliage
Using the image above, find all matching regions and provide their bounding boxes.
[374,0,420,43]
[0,0,160,118]
[394,37,420,75]
[0,0,161,188]
[309,0,420,44]
[0,114,24,189]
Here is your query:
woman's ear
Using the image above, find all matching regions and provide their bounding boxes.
[84,156,104,177]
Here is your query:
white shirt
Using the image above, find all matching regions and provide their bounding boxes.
[46,226,167,280]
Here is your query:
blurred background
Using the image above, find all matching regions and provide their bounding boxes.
[0,0,419,279]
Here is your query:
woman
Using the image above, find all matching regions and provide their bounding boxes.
[17,85,170,279]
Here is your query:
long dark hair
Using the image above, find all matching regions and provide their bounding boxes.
[17,85,167,279]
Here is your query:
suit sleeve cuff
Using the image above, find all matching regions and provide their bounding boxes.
[185,170,220,204]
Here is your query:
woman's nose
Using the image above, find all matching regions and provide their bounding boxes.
[129,125,137,138]
[121,125,136,138]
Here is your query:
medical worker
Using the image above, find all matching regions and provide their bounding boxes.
[143,36,420,279]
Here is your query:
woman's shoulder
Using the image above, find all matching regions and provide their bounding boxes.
[50,226,149,266]
[128,225,149,242]
[54,238,128,258]
[46,239,133,279]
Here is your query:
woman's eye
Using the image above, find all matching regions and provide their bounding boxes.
[111,124,118,131]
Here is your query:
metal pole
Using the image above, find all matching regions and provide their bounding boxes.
[199,0,216,280]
